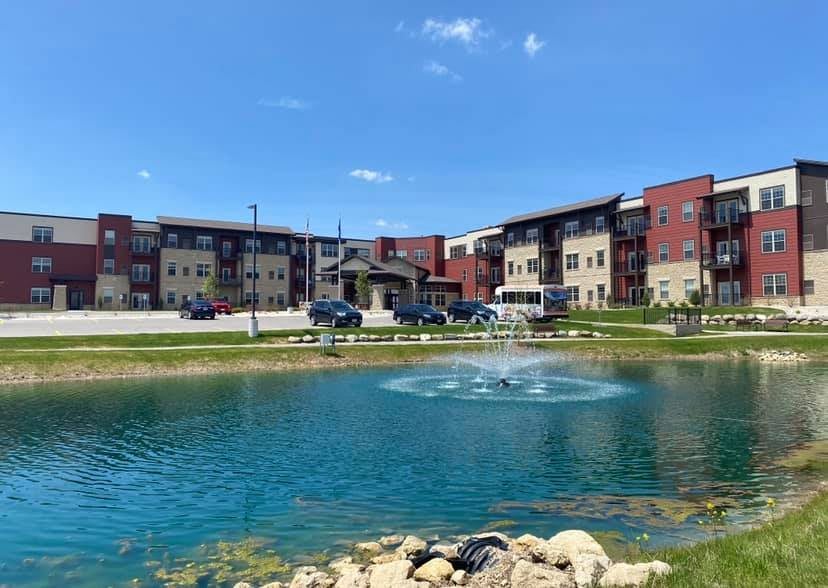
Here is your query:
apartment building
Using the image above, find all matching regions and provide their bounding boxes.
[311,236,375,301]
[502,194,621,306]
[799,159,828,305]
[444,227,504,302]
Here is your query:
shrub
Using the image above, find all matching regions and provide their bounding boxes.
[606,294,615,308]
[689,288,701,306]
[641,293,651,307]
[231,307,246,314]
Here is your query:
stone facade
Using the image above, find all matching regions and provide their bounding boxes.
[242,252,292,309]
[562,233,612,305]
[803,250,828,305]
[94,274,131,310]
[646,260,706,304]
[503,244,540,286]
[158,248,221,309]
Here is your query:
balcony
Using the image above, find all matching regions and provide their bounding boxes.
[220,277,241,286]
[701,253,744,269]
[540,235,561,251]
[130,244,156,256]
[700,209,746,229]
[613,220,650,240]
[473,247,503,259]
[614,262,647,276]
[540,268,562,284]
[130,270,155,283]
[220,250,240,260]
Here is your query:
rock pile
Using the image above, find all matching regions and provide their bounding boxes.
[286,331,610,344]
[231,529,671,588]
[756,350,808,362]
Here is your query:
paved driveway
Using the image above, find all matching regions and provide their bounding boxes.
[0,311,398,337]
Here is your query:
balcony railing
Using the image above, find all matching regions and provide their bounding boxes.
[613,220,651,239]
[614,262,647,275]
[130,244,156,255]
[540,234,561,250]
[220,277,241,286]
[130,270,154,283]
[540,268,562,284]
[700,209,745,228]
[220,250,240,259]
[701,253,744,268]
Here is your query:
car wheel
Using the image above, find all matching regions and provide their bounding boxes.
[310,315,317,326]
[417,317,424,326]
[448,312,455,323]
[332,318,339,328]
[396,315,404,325]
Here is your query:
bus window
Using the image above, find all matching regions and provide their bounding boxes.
[493,295,501,305]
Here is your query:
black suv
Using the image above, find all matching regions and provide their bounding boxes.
[179,299,217,320]
[393,304,446,326]
[308,299,363,327]
[447,300,496,323]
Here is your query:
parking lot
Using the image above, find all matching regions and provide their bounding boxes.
[0,311,399,338]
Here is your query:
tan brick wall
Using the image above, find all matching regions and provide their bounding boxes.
[94,274,130,310]
[158,248,217,309]
[646,260,706,303]
[801,250,828,305]
[241,252,292,309]
[562,233,612,304]
[503,244,540,286]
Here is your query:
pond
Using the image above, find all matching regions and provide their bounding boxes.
[1,357,826,586]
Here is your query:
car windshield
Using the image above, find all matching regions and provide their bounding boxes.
[331,301,354,311]
[412,304,437,312]
[469,302,489,310]
[193,301,212,307]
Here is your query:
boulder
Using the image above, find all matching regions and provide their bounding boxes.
[234,583,254,588]
[381,335,394,342]
[261,583,286,588]
[288,336,302,344]
[368,560,415,588]
[592,332,603,338]
[432,333,444,341]
[413,558,454,583]
[474,531,509,542]
[379,535,405,547]
[330,557,364,575]
[408,335,420,341]
[444,333,458,340]
[355,541,383,554]
[547,530,607,563]
[302,335,316,343]
[510,559,576,588]
[515,533,544,551]
[334,570,369,588]
[532,541,569,567]
[394,334,408,342]
[397,535,427,557]
[289,566,334,588]
[755,313,767,322]
[579,331,592,337]
[700,314,710,322]
[572,554,611,588]
[358,334,370,342]
[419,334,432,342]
[430,543,459,559]
[567,330,581,338]
[371,552,406,565]
[598,561,671,587]
[369,335,381,342]
[335,335,346,343]
[346,334,359,343]
[450,569,469,585]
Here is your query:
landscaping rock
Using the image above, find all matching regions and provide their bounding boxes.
[408,334,420,341]
[381,335,394,342]
[419,334,432,342]
[579,331,592,337]
[432,334,444,341]
[510,559,576,588]
[368,560,414,588]
[572,553,611,588]
[355,541,383,554]
[394,334,408,342]
[444,333,458,340]
[346,334,359,343]
[413,558,454,583]
[598,561,671,587]
[547,530,607,563]
[450,569,469,585]
[302,335,316,343]
[358,334,370,342]
[335,335,346,343]
[369,335,381,342]
[567,330,581,338]
[379,535,405,547]
[397,535,427,556]
[289,566,334,588]
[288,336,302,344]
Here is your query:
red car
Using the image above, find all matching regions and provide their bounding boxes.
[210,300,232,315]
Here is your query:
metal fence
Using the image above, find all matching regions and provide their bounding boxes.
[643,307,702,325]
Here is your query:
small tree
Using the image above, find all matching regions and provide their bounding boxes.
[355,270,372,306]
[202,273,219,300]
[641,292,651,307]
[689,288,701,306]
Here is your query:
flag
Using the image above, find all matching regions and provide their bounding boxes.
[337,216,341,242]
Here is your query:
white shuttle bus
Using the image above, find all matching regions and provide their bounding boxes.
[488,285,569,322]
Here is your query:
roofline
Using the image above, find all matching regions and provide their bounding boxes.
[309,235,375,243]
[715,165,796,184]
[445,225,503,240]
[375,234,446,240]
[642,174,713,191]
[501,193,624,226]
[98,212,133,219]
[794,158,828,167]
[0,210,97,222]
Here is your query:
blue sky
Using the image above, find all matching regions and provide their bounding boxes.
[1,1,827,239]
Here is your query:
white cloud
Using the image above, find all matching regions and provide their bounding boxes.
[257,96,311,110]
[423,60,462,82]
[394,20,405,33]
[349,169,394,184]
[136,169,151,180]
[523,33,546,58]
[375,218,409,230]
[422,17,489,50]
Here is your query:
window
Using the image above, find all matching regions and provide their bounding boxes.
[276,241,287,255]
[196,235,213,250]
[684,279,696,300]
[801,190,813,206]
[166,290,176,305]
[804,280,815,295]
[182,266,190,277]
[132,235,151,253]
[167,233,178,248]
[30,287,51,304]
[659,243,669,263]
[597,284,606,301]
[659,280,670,300]
[587,289,594,303]
[221,241,232,257]
[132,264,150,282]
[517,264,522,275]
[32,226,53,243]
[321,243,337,257]
[476,266,484,281]
[657,206,668,226]
[491,267,501,284]
[31,257,52,273]
[596,249,605,268]
[803,234,814,251]
[527,258,539,274]
[566,286,580,302]
[564,221,579,239]
[414,249,429,262]
[683,239,695,261]
[763,273,787,296]
[102,287,114,304]
[450,245,467,259]
[268,270,275,280]
[104,229,116,246]
[277,267,285,280]
[196,262,212,277]
[565,253,579,270]
[244,265,260,279]
[244,291,261,304]
[586,256,593,269]
[167,261,177,276]
[222,267,231,281]
[195,291,205,301]
[507,261,514,276]
[276,292,286,306]
[761,230,786,253]
[760,186,785,210]
[506,232,515,247]
[103,258,115,275]
[595,216,605,234]
[526,228,539,245]
[682,201,693,222]
[244,239,261,253]
[462,269,468,281]
[396,250,408,258]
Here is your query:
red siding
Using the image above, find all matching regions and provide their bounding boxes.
[0,240,96,305]
[643,176,713,262]
[96,214,133,275]
[445,255,503,301]
[747,207,802,297]
[374,236,446,275]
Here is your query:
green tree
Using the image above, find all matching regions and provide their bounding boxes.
[355,270,372,305]
[689,288,701,306]
[641,292,651,307]
[202,272,219,300]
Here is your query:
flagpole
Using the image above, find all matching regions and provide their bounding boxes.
[305,217,310,304]
[337,215,342,299]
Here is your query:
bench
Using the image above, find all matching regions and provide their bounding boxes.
[532,323,558,334]
[764,319,789,332]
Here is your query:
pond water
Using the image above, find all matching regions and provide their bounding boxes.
[1,357,826,586]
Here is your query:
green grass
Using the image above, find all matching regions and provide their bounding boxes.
[646,492,828,587]
[569,306,777,325]
[704,323,828,334]
[552,320,669,338]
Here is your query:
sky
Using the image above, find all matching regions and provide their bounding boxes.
[1,1,827,239]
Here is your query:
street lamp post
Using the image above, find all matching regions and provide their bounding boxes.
[247,203,259,338]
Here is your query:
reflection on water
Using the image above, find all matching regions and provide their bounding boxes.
[0,360,826,587]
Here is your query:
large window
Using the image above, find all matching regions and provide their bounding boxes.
[244,291,261,304]
[564,221,579,239]
[196,235,213,250]
[196,262,212,278]
[596,249,605,267]
[525,228,539,245]
[104,229,116,246]
[167,233,178,248]
[506,232,515,247]
[31,256,52,273]
[450,245,467,259]
[276,241,287,255]
[597,284,606,301]
[321,243,337,257]
[566,286,580,302]
[761,230,786,253]
[594,216,605,234]
[527,258,539,274]
[132,264,151,282]
[683,239,695,261]
[103,258,115,275]
[32,226,53,243]
[760,186,785,210]
[277,267,285,280]
[414,249,429,262]
[507,261,514,276]
[491,267,501,284]
[132,235,151,253]
[103,287,114,304]
[276,292,286,306]
[30,287,51,304]
[659,243,669,263]
[659,280,670,300]
[222,241,233,257]
[396,250,408,258]
[166,290,176,305]
[565,253,579,270]
[684,279,696,300]
[244,265,260,279]
[244,239,261,253]
[418,285,446,307]
[657,206,668,226]
[763,273,787,296]
[682,201,693,222]
[167,261,177,276]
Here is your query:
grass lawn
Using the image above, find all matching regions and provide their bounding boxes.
[569,306,777,325]
[704,323,828,334]
[646,492,828,587]
[551,320,669,338]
